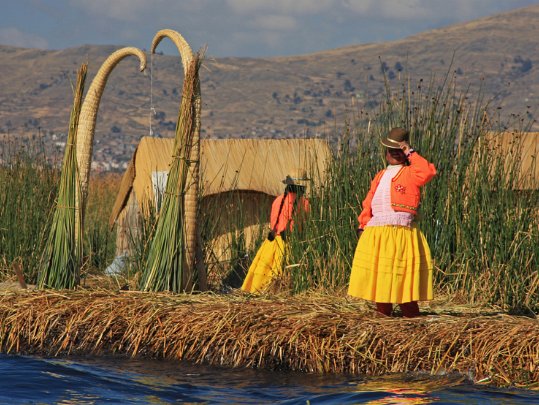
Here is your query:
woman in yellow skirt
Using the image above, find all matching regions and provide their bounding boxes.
[348,128,437,317]
[241,171,310,294]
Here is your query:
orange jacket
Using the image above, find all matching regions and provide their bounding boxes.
[358,152,436,229]
[270,193,310,235]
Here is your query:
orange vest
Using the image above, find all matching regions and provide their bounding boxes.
[358,152,436,229]
[270,193,310,235]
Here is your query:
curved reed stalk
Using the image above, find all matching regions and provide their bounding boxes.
[151,29,193,70]
[76,47,147,238]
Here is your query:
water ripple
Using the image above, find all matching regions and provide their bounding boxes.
[0,354,537,404]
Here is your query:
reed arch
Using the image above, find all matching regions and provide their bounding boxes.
[75,47,147,239]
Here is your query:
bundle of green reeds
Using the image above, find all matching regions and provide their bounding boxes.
[139,54,202,293]
[37,64,87,289]
[0,290,536,388]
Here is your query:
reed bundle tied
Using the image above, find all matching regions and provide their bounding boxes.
[0,290,536,388]
[140,53,202,293]
[37,64,87,289]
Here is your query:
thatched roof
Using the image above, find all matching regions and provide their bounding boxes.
[110,137,333,226]
[480,131,539,189]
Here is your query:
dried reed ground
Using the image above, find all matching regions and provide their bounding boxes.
[0,289,536,388]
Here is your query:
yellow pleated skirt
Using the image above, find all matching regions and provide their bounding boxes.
[241,235,286,294]
[348,225,433,304]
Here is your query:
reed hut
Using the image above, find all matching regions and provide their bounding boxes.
[478,131,539,190]
[109,136,332,274]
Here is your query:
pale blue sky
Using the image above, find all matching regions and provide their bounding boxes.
[1,0,538,57]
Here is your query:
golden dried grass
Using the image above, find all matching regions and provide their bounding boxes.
[87,172,122,226]
[0,290,536,388]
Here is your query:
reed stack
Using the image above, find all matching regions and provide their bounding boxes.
[0,290,536,388]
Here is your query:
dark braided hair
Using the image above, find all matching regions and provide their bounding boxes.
[285,184,306,195]
[386,148,410,166]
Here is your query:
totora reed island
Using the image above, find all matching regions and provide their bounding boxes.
[1,25,538,394]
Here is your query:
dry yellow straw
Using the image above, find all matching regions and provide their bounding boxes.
[0,290,537,388]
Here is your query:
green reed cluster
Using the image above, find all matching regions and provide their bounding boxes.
[0,152,118,285]
[0,149,58,282]
[83,173,119,275]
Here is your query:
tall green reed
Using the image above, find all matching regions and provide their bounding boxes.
[0,148,58,282]
[125,203,158,278]
[384,74,538,313]
[285,128,379,292]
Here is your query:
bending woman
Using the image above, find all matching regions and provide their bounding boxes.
[348,128,436,317]
[241,171,310,294]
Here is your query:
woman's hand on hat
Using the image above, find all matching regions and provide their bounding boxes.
[398,141,411,154]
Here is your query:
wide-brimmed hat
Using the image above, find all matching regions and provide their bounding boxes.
[282,169,310,185]
[381,127,409,149]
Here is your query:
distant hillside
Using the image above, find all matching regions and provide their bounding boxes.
[1,5,538,170]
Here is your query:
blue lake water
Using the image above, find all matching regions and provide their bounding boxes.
[0,354,537,404]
